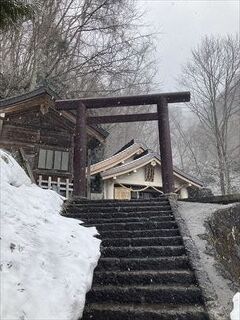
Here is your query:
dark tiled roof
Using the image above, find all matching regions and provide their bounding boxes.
[114,139,135,155]
[114,139,148,155]
[0,86,109,138]
[0,86,59,108]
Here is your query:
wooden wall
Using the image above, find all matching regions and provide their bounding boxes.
[0,106,104,182]
[0,108,73,180]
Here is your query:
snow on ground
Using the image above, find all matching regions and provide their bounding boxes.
[0,150,101,320]
[231,293,240,320]
[177,201,237,319]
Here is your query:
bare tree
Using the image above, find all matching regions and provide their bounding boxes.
[170,109,203,177]
[0,0,34,30]
[180,35,240,194]
[0,0,155,99]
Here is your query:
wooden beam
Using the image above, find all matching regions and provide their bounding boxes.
[73,103,87,197]
[0,97,47,114]
[56,91,190,110]
[87,112,159,124]
[157,97,174,194]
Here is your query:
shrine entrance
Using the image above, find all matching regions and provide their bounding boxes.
[56,91,190,197]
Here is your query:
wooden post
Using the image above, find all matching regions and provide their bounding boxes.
[38,175,42,187]
[66,178,70,198]
[48,176,52,189]
[87,149,91,200]
[73,102,87,197]
[57,177,61,194]
[157,97,174,194]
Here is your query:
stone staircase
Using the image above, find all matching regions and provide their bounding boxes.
[64,197,210,320]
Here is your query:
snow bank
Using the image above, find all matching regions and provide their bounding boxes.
[231,293,240,320]
[177,201,236,318]
[0,150,101,319]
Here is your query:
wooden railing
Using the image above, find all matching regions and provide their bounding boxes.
[37,175,73,198]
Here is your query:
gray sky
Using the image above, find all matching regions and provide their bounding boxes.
[140,0,240,91]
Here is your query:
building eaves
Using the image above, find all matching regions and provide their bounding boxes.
[0,86,109,140]
[148,151,204,187]
[101,153,155,179]
[0,86,59,109]
[101,150,204,187]
[90,142,146,175]
[114,139,148,155]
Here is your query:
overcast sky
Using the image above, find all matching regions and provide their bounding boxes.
[139,0,240,91]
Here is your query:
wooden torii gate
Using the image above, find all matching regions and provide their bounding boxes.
[56,91,190,198]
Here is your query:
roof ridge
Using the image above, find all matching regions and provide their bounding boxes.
[0,85,60,108]
[100,149,203,187]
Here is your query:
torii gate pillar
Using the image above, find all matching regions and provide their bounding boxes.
[157,97,174,194]
[73,102,87,197]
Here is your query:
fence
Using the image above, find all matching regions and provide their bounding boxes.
[37,175,73,198]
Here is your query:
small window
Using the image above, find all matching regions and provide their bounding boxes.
[46,150,53,169]
[145,164,155,182]
[61,152,69,171]
[38,149,69,171]
[38,149,46,168]
[54,151,62,170]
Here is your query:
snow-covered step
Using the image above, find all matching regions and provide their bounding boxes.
[83,303,209,320]
[64,209,173,219]
[85,220,178,231]
[70,196,168,205]
[81,214,174,225]
[101,245,186,258]
[93,270,196,286]
[101,235,183,247]
[97,256,190,271]
[64,198,209,320]
[69,200,170,207]
[98,228,180,238]
[66,204,171,213]
[87,284,204,305]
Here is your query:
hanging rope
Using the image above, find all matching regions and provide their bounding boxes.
[151,186,164,194]
[118,183,163,194]
[174,184,189,193]
[118,183,149,192]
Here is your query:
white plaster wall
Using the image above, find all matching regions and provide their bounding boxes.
[115,165,183,189]
[103,164,192,199]
[104,180,114,199]
[115,166,162,187]
[180,187,188,199]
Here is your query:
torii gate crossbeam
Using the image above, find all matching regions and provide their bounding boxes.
[56,91,190,198]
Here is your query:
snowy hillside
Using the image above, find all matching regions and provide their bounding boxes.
[0,150,101,319]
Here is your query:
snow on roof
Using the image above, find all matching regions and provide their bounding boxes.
[90,141,146,175]
[0,149,100,319]
[101,148,203,188]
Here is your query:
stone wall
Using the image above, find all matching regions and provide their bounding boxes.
[206,204,240,286]
[179,193,240,204]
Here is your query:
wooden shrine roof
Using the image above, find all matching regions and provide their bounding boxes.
[93,142,203,188]
[0,86,108,140]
